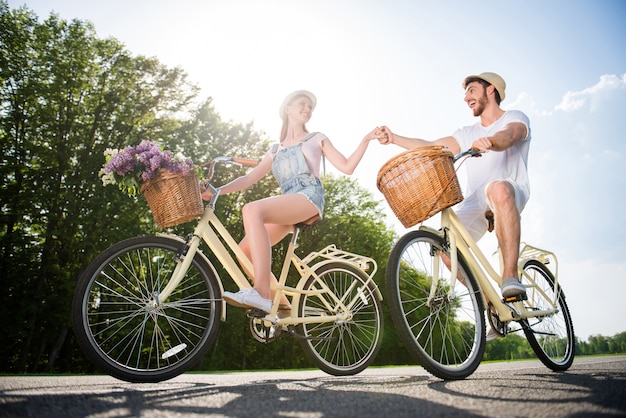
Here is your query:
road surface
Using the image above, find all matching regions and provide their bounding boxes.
[1,356,624,417]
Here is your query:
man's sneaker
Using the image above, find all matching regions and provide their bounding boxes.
[223,288,272,312]
[501,277,526,298]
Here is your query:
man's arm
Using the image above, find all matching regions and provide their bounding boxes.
[379,126,461,154]
[473,121,528,152]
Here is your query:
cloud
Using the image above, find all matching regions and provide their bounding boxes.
[555,73,626,112]
[527,71,626,265]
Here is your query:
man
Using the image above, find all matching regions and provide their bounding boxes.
[378,72,531,338]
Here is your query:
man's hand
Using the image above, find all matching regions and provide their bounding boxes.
[471,136,493,152]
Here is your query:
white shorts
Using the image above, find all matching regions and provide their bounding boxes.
[455,179,528,242]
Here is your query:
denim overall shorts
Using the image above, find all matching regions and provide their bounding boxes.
[271,139,324,217]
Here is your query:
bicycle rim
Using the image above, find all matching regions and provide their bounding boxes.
[72,236,222,382]
[386,230,485,380]
[520,260,575,371]
[297,262,383,376]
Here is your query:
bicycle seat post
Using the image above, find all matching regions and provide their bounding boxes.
[271,224,301,307]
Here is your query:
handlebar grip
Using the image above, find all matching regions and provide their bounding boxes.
[232,157,259,167]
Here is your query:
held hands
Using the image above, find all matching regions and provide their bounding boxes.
[375,126,393,145]
[361,126,393,144]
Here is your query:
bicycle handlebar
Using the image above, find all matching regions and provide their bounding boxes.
[454,148,483,162]
[231,157,259,167]
[201,156,259,183]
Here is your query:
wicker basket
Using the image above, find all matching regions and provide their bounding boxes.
[377,146,463,228]
[140,169,204,228]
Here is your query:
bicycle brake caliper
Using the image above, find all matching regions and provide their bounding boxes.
[174,234,195,262]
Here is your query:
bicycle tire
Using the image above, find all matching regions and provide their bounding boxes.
[385,230,485,380]
[72,236,222,383]
[520,260,575,371]
[296,262,383,376]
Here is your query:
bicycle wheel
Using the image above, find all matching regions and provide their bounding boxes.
[520,260,575,371]
[72,236,222,382]
[296,262,383,376]
[386,230,485,380]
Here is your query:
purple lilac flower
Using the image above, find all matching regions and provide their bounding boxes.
[105,146,137,176]
[136,141,163,180]
[135,140,160,157]
[167,159,193,175]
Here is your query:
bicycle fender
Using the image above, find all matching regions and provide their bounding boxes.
[418,225,444,237]
[298,259,383,302]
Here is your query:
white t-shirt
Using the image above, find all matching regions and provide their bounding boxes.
[452,110,531,202]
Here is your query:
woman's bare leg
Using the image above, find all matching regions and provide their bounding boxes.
[241,193,318,300]
[239,224,293,306]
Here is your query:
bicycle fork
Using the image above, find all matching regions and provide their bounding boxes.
[153,233,202,305]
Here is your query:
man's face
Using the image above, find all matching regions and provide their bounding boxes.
[464,81,488,117]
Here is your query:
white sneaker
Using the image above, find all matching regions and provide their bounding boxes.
[486,325,503,342]
[223,288,272,312]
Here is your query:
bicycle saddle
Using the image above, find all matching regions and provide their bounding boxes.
[295,214,321,229]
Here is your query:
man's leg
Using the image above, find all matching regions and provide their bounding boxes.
[485,181,525,297]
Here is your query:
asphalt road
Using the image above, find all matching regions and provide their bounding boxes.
[1,356,624,417]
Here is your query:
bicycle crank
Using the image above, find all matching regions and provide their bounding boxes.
[487,302,509,338]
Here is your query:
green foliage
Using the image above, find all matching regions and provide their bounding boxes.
[483,333,535,361]
[0,2,270,373]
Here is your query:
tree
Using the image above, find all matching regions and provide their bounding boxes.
[0,3,199,372]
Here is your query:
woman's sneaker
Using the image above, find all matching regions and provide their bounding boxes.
[223,288,272,312]
[501,277,526,298]
[486,325,503,342]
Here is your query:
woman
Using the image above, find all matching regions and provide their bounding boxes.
[202,90,379,312]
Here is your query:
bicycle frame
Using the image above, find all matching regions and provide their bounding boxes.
[156,190,381,325]
[421,206,561,323]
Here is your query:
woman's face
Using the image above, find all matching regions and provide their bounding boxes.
[287,96,314,124]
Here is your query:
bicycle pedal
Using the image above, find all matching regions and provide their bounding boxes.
[246,308,268,318]
[503,293,528,303]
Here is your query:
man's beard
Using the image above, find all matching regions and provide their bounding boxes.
[472,92,488,116]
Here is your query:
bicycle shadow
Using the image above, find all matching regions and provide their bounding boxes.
[1,374,481,418]
[427,362,626,416]
[4,361,623,418]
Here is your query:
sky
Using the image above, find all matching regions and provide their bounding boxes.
[8,0,626,342]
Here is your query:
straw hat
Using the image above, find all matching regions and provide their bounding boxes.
[463,72,506,101]
[279,90,317,118]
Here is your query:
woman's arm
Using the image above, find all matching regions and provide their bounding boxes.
[321,128,379,175]
[201,152,272,200]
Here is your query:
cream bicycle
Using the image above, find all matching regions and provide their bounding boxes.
[378,146,575,380]
[72,156,383,383]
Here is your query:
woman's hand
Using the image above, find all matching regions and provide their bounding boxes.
[365,127,380,142]
[200,183,214,201]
